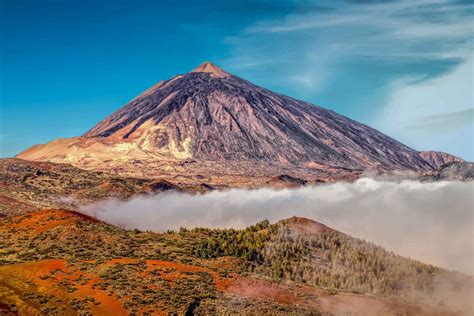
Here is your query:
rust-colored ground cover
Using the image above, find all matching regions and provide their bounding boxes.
[0,259,126,315]
[4,209,99,236]
[0,209,466,315]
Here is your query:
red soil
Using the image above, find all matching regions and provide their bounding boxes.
[0,259,126,315]
[3,209,100,236]
[223,277,306,305]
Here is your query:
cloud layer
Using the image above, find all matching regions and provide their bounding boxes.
[80,178,474,274]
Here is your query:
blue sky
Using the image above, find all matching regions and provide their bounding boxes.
[1,0,473,159]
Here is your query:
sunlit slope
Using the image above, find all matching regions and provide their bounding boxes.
[1,209,470,315]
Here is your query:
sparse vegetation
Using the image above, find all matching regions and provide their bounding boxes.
[193,220,444,298]
[0,210,470,315]
[0,159,211,217]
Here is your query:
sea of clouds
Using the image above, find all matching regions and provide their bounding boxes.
[80,178,473,274]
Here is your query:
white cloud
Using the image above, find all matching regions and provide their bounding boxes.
[247,14,362,33]
[80,179,474,274]
[374,57,474,159]
[222,0,473,114]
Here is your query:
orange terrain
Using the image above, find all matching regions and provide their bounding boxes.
[0,209,465,315]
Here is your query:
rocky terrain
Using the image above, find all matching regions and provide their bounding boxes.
[3,156,471,221]
[1,209,471,315]
[420,151,464,168]
[423,161,474,181]
[17,62,436,184]
[0,159,211,217]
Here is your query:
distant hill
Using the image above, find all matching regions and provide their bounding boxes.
[420,151,464,168]
[0,158,210,216]
[423,161,474,181]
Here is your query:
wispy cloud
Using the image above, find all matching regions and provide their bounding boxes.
[247,14,361,33]
[373,57,473,158]
[407,108,474,133]
[227,0,473,66]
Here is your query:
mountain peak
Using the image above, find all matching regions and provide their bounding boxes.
[18,61,434,175]
[191,61,230,78]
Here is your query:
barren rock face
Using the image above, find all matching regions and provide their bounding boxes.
[18,62,433,180]
[420,151,464,168]
[84,62,430,168]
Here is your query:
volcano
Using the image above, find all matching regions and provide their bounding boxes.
[17,62,434,184]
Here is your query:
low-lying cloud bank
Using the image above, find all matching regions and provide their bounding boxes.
[80,178,473,274]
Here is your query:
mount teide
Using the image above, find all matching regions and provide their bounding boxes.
[18,62,436,185]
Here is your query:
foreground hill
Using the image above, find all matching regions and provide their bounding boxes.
[0,209,471,315]
[17,62,435,183]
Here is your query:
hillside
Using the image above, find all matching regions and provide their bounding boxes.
[16,62,434,183]
[0,159,211,217]
[420,151,464,168]
[423,161,474,181]
[0,209,471,315]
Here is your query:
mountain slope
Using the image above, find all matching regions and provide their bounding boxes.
[423,161,474,181]
[0,158,210,217]
[17,62,433,181]
[1,210,469,315]
[420,150,464,168]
